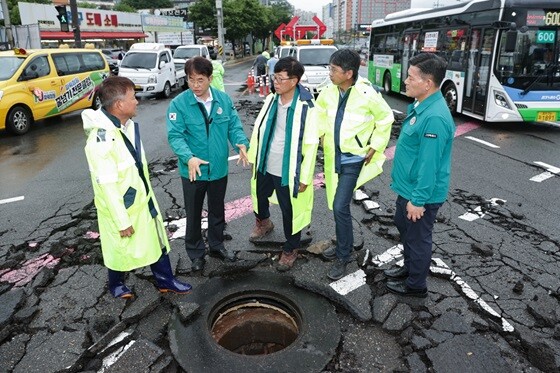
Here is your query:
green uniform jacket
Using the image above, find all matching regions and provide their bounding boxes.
[248,86,319,233]
[83,109,169,271]
[315,76,394,209]
[166,87,249,181]
[391,91,455,206]
[210,60,225,92]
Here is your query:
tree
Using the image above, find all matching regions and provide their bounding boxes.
[223,0,261,56]
[113,3,137,13]
[78,2,98,9]
[188,0,217,35]
[120,0,172,11]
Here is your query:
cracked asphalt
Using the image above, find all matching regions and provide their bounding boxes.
[1,60,559,372]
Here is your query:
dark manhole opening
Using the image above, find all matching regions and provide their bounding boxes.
[209,292,301,355]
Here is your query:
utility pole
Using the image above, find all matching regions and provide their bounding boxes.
[216,0,225,62]
[1,0,14,48]
[69,0,81,47]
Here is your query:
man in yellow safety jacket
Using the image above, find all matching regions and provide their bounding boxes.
[248,57,319,271]
[83,76,191,299]
[315,49,394,280]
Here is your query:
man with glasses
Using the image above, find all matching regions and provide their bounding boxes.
[315,49,394,280]
[166,57,249,272]
[248,57,319,272]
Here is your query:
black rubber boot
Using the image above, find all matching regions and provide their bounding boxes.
[150,253,192,294]
[107,269,133,298]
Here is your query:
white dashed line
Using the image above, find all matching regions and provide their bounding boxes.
[465,136,500,148]
[530,161,560,182]
[228,154,239,161]
[0,196,25,205]
[329,269,366,295]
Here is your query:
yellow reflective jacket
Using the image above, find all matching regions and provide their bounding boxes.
[315,76,394,209]
[248,87,319,233]
[83,109,169,271]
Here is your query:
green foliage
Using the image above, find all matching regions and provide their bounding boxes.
[120,0,173,11]
[113,3,137,13]
[188,0,217,33]
[78,2,98,9]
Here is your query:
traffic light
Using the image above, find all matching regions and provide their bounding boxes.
[55,5,69,32]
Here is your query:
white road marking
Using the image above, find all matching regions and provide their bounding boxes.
[431,258,514,332]
[228,154,239,161]
[329,269,366,295]
[0,196,25,205]
[465,136,500,148]
[459,206,485,221]
[367,245,515,332]
[530,161,560,182]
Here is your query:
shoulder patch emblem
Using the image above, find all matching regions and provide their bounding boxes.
[424,133,437,138]
[169,112,177,121]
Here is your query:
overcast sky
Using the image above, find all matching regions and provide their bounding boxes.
[287,0,458,15]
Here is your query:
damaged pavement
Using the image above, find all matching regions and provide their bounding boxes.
[1,98,560,373]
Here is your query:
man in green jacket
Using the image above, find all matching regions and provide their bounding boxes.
[83,76,191,298]
[247,57,319,272]
[385,53,455,298]
[167,57,249,272]
[315,49,394,281]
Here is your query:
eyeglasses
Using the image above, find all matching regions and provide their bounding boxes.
[328,65,345,73]
[187,77,208,87]
[272,74,293,83]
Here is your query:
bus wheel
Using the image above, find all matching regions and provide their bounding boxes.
[383,72,392,94]
[443,84,458,114]
[7,105,33,135]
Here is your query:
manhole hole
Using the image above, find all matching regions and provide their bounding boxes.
[210,293,300,355]
[169,272,340,373]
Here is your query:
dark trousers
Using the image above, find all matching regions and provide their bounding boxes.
[333,161,364,261]
[394,195,442,289]
[255,171,300,252]
[181,176,227,259]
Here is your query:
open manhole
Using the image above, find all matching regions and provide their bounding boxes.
[210,292,300,355]
[169,272,340,372]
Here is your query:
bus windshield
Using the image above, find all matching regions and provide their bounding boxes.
[497,28,560,90]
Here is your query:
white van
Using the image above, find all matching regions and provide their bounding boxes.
[118,43,185,99]
[173,45,211,64]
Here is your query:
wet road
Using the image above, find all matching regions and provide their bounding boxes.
[1,60,559,372]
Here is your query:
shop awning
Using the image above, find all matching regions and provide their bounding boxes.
[40,31,147,40]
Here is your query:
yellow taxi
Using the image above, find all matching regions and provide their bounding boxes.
[0,47,109,135]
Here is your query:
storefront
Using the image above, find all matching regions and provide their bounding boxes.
[18,3,147,49]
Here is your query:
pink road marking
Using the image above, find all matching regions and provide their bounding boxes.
[0,253,60,287]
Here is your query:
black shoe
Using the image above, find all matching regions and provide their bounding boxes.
[327,258,350,281]
[385,280,427,298]
[322,246,336,261]
[384,266,409,280]
[191,257,205,272]
[208,247,236,262]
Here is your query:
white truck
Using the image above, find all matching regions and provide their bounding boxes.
[173,45,211,64]
[118,43,185,99]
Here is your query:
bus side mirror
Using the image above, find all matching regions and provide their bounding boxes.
[505,31,517,53]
